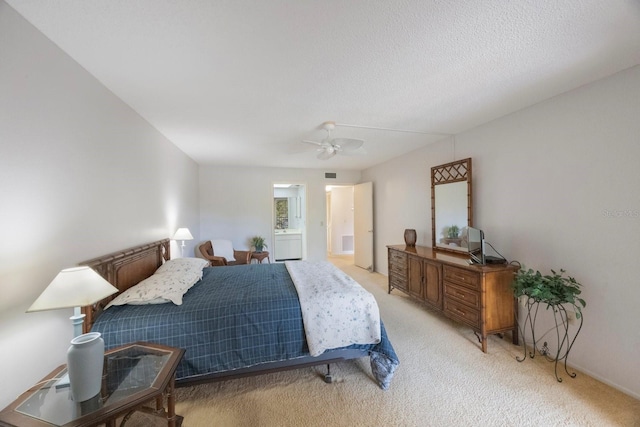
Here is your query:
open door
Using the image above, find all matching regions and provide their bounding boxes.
[354,182,373,271]
[326,191,332,256]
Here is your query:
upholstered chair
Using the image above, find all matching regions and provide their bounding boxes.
[197,240,250,266]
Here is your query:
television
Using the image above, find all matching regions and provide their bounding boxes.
[467,226,507,265]
[467,226,485,264]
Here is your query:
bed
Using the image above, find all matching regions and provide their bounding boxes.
[80,239,399,390]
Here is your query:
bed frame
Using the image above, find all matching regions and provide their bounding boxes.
[80,239,370,386]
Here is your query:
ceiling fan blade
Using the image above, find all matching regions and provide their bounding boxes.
[338,147,367,156]
[332,138,364,151]
[317,149,336,160]
[302,139,323,146]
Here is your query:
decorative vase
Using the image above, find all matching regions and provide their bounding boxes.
[67,332,104,402]
[404,229,417,247]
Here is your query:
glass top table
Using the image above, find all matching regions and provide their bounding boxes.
[1,341,184,427]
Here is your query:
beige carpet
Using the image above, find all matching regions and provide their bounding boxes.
[126,257,640,426]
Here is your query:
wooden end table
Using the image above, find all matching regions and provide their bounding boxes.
[250,251,270,264]
[0,341,185,427]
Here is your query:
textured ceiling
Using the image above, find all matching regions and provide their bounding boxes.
[6,0,640,170]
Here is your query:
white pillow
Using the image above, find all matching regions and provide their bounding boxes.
[155,257,209,277]
[212,239,235,262]
[105,270,202,308]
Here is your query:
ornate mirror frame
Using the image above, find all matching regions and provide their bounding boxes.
[431,158,473,253]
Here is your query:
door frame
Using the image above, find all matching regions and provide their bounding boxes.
[272,182,307,261]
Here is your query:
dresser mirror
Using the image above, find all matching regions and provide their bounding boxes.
[431,158,472,253]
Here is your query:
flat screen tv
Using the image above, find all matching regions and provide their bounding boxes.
[467,227,507,264]
[467,226,485,264]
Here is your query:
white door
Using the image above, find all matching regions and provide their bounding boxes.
[326,191,332,256]
[354,182,373,271]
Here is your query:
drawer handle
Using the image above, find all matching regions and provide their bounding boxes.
[455,292,465,299]
[455,307,466,316]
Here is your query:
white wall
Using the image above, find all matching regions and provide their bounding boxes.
[364,146,441,255]
[363,65,640,399]
[0,3,200,408]
[199,166,361,261]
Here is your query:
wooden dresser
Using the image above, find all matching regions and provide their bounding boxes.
[387,244,518,352]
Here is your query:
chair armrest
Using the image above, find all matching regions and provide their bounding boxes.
[234,250,251,265]
[208,255,228,266]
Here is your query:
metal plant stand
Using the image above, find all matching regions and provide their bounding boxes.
[516,297,584,382]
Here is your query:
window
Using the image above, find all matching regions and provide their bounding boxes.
[275,198,288,229]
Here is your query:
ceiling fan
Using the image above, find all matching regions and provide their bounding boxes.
[302,122,364,160]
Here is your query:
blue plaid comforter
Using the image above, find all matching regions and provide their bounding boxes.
[92,263,399,389]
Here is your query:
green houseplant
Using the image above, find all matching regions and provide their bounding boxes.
[512,267,586,317]
[447,225,460,239]
[513,266,586,382]
[250,236,267,252]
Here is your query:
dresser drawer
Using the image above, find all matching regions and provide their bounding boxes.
[389,262,407,277]
[388,250,407,274]
[444,282,480,308]
[389,249,407,265]
[443,265,480,290]
[389,273,407,291]
[444,298,480,328]
[389,261,406,276]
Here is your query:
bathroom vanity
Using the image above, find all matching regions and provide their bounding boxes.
[274,229,302,261]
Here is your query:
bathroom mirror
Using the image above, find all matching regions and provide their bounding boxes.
[431,158,472,253]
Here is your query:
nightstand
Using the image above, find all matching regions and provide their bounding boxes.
[250,251,270,264]
[0,341,185,427]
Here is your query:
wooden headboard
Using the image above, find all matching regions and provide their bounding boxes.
[79,238,170,333]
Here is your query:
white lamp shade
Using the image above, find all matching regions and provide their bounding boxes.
[27,267,118,312]
[173,227,194,240]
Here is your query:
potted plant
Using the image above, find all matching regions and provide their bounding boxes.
[442,225,461,245]
[512,266,586,381]
[447,225,460,239]
[250,236,267,253]
[512,267,586,317]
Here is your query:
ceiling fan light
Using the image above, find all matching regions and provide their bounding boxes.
[322,121,336,132]
[303,121,365,160]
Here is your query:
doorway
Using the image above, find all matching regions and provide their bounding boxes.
[325,183,373,271]
[273,183,306,261]
[325,185,354,258]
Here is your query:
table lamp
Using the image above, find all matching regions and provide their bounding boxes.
[27,266,118,401]
[172,227,194,257]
